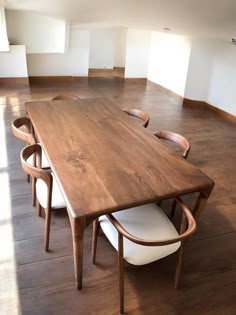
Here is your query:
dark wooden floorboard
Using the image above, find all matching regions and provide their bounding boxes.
[0,77,235,314]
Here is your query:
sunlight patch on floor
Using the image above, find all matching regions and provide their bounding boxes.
[0,115,21,314]
[0,173,21,315]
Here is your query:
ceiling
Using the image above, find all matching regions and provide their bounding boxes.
[3,0,236,40]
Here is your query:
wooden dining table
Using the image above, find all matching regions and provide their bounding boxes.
[25,98,215,289]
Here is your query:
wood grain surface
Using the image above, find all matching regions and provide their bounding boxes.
[25,98,214,219]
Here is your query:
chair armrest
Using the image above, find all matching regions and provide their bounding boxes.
[106,197,196,246]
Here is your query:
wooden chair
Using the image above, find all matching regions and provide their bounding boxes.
[92,198,196,314]
[154,131,190,217]
[52,94,80,100]
[11,116,50,206]
[123,108,150,128]
[20,144,66,251]
[154,130,190,159]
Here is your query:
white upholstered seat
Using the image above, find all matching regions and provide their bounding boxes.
[27,146,50,168]
[99,203,180,266]
[36,173,66,209]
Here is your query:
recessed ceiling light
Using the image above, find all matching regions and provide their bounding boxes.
[163,27,171,31]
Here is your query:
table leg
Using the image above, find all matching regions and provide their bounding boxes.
[193,184,214,219]
[70,217,86,290]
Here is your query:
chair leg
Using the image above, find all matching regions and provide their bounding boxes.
[118,233,125,315]
[36,199,42,217]
[27,174,30,183]
[92,218,100,264]
[32,176,36,207]
[156,201,162,207]
[174,242,184,289]
[44,208,51,252]
[171,199,177,218]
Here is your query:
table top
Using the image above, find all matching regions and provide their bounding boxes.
[25,98,214,219]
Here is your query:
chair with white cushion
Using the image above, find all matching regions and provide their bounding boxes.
[12,116,50,206]
[92,199,196,314]
[21,144,66,251]
[123,108,150,128]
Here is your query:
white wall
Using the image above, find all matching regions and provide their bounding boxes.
[147,32,191,96]
[27,28,90,76]
[185,38,236,115]
[207,41,236,115]
[125,29,151,78]
[114,27,127,67]
[0,45,28,77]
[0,6,9,52]
[89,28,115,69]
[6,10,66,53]
[184,39,216,101]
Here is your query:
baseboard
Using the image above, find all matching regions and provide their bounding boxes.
[183,98,208,107]
[88,68,113,75]
[0,77,29,85]
[89,67,124,72]
[183,98,236,124]
[147,80,183,101]
[113,67,125,70]
[88,67,125,78]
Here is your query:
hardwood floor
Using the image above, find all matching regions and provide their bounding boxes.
[0,78,235,315]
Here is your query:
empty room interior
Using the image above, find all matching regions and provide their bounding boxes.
[0,0,235,314]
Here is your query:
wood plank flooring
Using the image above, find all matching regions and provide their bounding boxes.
[0,77,235,315]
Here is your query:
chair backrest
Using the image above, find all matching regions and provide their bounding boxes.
[12,116,36,145]
[20,144,52,187]
[123,108,150,128]
[51,94,80,101]
[106,197,196,246]
[21,144,53,208]
[154,130,190,159]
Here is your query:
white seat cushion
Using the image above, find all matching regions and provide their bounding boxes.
[99,203,181,266]
[27,145,50,168]
[36,173,66,209]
